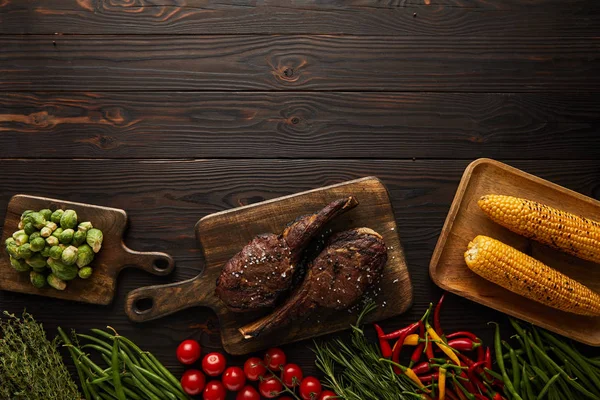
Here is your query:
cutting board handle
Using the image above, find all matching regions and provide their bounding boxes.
[119,245,175,276]
[125,276,218,322]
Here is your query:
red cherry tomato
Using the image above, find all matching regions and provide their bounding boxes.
[202,352,227,377]
[236,385,260,400]
[203,380,226,400]
[300,377,323,400]
[282,363,303,387]
[319,390,338,400]
[180,369,205,396]
[264,347,287,370]
[222,366,246,391]
[243,357,266,381]
[259,376,283,398]
[176,339,202,365]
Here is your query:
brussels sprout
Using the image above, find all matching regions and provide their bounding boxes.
[61,245,78,266]
[29,237,46,252]
[46,236,59,247]
[10,256,30,272]
[51,209,65,224]
[5,237,15,246]
[23,222,36,235]
[49,245,64,260]
[59,229,74,244]
[78,221,93,233]
[14,232,29,246]
[18,220,24,229]
[72,230,86,247]
[86,229,103,253]
[47,274,66,291]
[26,253,47,269]
[32,265,47,273]
[78,267,93,279]
[6,241,20,259]
[39,209,52,221]
[28,212,47,229]
[45,221,58,231]
[29,231,41,240]
[30,271,47,288]
[21,210,34,221]
[40,227,52,238]
[47,258,78,281]
[52,227,64,238]
[60,210,78,229]
[40,245,52,258]
[12,230,25,239]
[76,244,95,268]
[17,243,32,259]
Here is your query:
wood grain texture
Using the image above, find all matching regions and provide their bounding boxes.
[0,1,597,36]
[0,159,599,376]
[0,195,175,304]
[430,159,600,346]
[125,177,412,354]
[1,92,599,159]
[2,36,598,92]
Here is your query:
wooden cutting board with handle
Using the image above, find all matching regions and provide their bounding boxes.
[125,177,412,355]
[0,195,175,305]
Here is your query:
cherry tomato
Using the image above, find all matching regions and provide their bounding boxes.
[300,377,323,400]
[176,339,201,365]
[259,376,283,398]
[282,363,303,387]
[319,391,338,400]
[264,347,287,370]
[180,369,205,396]
[202,352,227,377]
[236,385,260,400]
[203,380,226,400]
[243,357,266,381]
[222,366,246,391]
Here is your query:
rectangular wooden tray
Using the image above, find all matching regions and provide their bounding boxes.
[430,158,600,346]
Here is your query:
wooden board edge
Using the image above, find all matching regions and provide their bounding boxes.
[10,194,129,218]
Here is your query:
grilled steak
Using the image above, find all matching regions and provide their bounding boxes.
[239,227,387,338]
[215,197,359,312]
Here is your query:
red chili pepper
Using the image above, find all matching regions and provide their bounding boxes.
[447,337,481,352]
[468,361,488,394]
[445,331,479,341]
[477,342,484,363]
[459,371,477,394]
[391,322,420,374]
[374,324,392,358]
[483,346,492,380]
[381,321,421,340]
[417,372,439,383]
[409,321,426,367]
[445,388,461,400]
[457,353,475,367]
[434,293,446,337]
[474,395,488,400]
[469,360,486,374]
[493,393,502,400]
[412,361,431,375]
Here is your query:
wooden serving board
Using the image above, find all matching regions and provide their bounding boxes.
[0,195,175,305]
[125,177,412,354]
[430,158,600,346]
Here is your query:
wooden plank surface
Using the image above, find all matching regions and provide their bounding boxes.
[2,36,598,92]
[0,1,597,36]
[1,92,599,159]
[0,159,599,374]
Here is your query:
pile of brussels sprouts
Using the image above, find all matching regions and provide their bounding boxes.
[5,208,104,291]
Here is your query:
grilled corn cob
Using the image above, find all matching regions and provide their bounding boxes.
[464,235,600,316]
[478,194,600,264]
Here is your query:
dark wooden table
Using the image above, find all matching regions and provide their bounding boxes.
[1,0,599,397]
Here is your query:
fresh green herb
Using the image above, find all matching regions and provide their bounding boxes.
[0,311,81,399]
[314,302,420,400]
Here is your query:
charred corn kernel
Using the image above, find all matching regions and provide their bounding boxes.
[478,194,600,264]
[465,235,600,316]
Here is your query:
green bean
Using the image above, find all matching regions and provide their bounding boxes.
[492,323,523,400]
[556,349,598,395]
[83,343,112,358]
[98,393,114,400]
[111,336,126,400]
[530,340,597,399]
[78,333,113,350]
[537,373,560,399]
[509,346,521,391]
[129,373,162,400]
[134,363,186,400]
[146,351,186,394]
[522,363,535,400]
[121,349,166,399]
[90,375,115,385]
[483,368,503,381]
[101,353,112,367]
[58,327,93,400]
